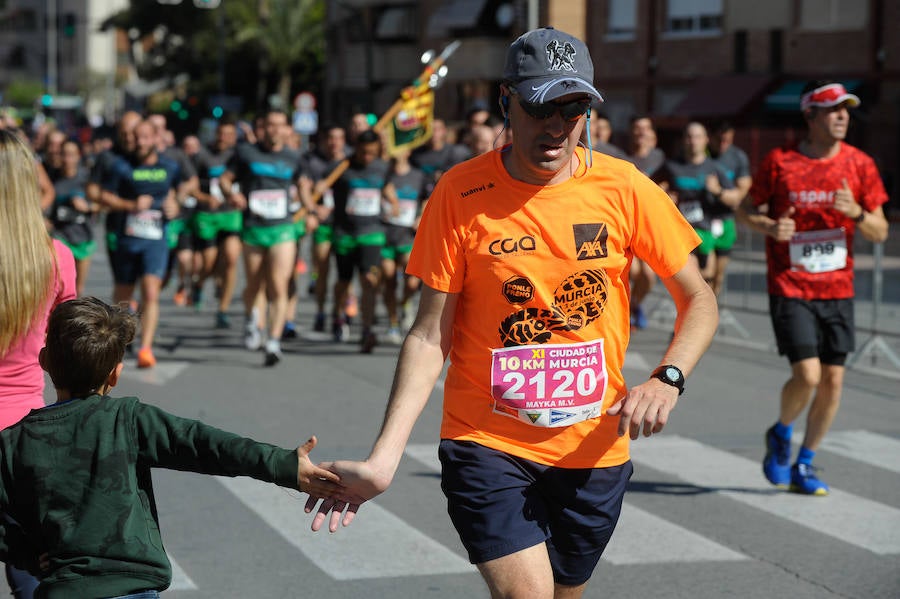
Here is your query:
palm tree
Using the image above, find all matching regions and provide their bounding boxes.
[232,0,325,110]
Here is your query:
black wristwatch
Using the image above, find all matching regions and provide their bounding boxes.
[853,208,866,223]
[651,365,685,395]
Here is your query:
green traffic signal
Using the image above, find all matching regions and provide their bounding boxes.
[62,13,76,37]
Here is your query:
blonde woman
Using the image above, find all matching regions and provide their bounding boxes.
[0,129,77,427]
[0,128,76,598]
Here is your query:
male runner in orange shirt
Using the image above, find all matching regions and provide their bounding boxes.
[307,28,718,598]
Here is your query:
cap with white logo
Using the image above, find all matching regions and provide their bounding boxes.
[503,27,603,104]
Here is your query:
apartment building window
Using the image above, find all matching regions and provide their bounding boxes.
[799,0,867,30]
[606,0,637,40]
[665,0,723,36]
[375,5,418,41]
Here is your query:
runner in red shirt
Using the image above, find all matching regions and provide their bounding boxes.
[306,28,719,598]
[739,80,890,495]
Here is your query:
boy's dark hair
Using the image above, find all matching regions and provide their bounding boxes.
[44,297,137,396]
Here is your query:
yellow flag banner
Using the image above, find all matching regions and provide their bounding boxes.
[385,87,434,157]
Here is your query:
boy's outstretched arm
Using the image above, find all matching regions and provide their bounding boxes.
[133,400,343,497]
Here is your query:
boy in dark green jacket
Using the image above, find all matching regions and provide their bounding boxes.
[0,297,341,599]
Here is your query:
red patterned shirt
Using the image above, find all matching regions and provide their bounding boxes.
[750,142,888,300]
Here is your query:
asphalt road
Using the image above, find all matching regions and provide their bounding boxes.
[58,244,900,599]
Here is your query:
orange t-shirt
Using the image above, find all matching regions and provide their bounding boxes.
[407,147,700,468]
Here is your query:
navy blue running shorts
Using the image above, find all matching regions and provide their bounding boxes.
[438,439,633,586]
[109,236,170,285]
[769,295,855,366]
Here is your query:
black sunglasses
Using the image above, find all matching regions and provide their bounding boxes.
[512,93,591,122]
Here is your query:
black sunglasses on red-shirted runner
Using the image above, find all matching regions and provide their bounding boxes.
[511,92,591,122]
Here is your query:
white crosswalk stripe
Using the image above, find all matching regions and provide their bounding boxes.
[167,553,197,590]
[162,430,898,589]
[603,504,747,564]
[120,359,189,386]
[630,435,900,555]
[793,429,900,475]
[215,475,474,580]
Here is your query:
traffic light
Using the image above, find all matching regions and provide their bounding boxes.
[212,106,223,119]
[41,94,53,107]
[62,13,76,38]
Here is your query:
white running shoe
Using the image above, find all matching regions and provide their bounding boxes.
[385,327,403,346]
[244,320,262,351]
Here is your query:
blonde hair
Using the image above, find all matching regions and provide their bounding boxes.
[0,129,57,356]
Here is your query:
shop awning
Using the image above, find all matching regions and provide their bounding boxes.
[764,79,862,112]
[671,74,774,118]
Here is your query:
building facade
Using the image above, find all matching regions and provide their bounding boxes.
[323,0,898,212]
[0,0,127,121]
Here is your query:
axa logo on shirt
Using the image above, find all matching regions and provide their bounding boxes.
[489,235,537,255]
[790,190,835,206]
[572,223,608,260]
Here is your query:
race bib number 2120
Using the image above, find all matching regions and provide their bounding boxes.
[490,339,608,428]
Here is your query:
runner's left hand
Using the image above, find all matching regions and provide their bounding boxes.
[607,378,679,439]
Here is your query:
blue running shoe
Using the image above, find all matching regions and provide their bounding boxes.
[763,426,791,487]
[790,463,829,496]
[282,321,298,339]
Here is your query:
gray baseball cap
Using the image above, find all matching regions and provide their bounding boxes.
[503,27,603,104]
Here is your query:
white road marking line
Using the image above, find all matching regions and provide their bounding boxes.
[216,476,474,580]
[630,435,900,555]
[792,430,900,475]
[167,553,197,590]
[604,503,747,564]
[121,360,189,386]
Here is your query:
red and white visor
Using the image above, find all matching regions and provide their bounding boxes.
[800,83,860,110]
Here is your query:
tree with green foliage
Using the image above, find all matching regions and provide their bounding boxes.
[231,0,325,111]
[102,0,325,116]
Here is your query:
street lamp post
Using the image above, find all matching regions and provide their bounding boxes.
[46,0,57,95]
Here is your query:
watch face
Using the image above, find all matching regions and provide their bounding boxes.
[665,367,681,382]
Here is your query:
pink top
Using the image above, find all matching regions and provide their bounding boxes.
[0,239,77,429]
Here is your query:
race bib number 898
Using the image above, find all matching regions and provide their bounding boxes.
[789,228,847,273]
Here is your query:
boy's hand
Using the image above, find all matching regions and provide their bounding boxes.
[296,436,341,497]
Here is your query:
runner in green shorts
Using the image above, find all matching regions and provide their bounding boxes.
[379,148,428,345]
[49,140,94,295]
[298,123,347,333]
[219,109,306,367]
[328,130,396,352]
[190,121,241,328]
